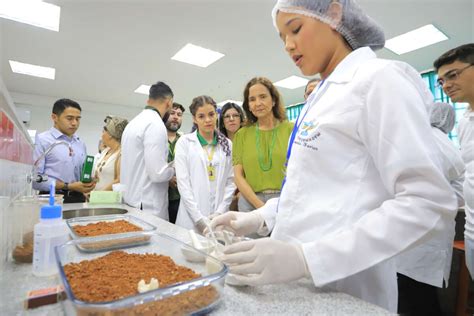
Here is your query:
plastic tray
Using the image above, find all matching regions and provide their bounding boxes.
[66,214,156,252]
[55,232,228,315]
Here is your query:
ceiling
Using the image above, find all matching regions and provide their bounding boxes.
[1,0,473,110]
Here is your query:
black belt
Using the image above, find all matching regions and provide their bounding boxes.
[39,190,82,197]
[39,190,85,203]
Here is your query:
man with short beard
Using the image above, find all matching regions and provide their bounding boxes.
[166,102,185,223]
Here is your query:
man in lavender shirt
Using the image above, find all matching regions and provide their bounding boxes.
[33,99,95,203]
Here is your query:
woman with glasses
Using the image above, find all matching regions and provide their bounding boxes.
[218,102,245,141]
[175,96,235,233]
[232,77,293,213]
[94,116,128,191]
[210,0,457,312]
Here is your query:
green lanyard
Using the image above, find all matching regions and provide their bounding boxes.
[256,122,277,172]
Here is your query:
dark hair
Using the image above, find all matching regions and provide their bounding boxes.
[218,102,245,137]
[242,77,287,125]
[52,98,81,115]
[149,81,174,100]
[172,102,185,113]
[434,43,474,70]
[189,95,231,156]
[163,102,185,124]
[305,78,321,93]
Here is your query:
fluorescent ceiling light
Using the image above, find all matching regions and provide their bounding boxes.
[385,24,448,55]
[217,100,243,107]
[171,43,225,68]
[134,84,150,95]
[0,0,61,32]
[9,60,55,80]
[274,76,308,89]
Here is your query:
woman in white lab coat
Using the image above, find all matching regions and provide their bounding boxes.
[175,95,235,233]
[210,0,457,312]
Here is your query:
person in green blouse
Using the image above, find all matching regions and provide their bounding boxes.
[233,76,294,212]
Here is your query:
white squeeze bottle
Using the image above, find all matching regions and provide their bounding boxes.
[33,181,69,277]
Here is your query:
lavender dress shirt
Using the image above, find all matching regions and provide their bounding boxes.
[32,127,87,192]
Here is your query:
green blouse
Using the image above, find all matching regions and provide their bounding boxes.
[232,121,294,192]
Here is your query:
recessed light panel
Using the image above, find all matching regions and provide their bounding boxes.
[274,76,308,89]
[9,60,55,80]
[385,24,448,55]
[0,0,61,32]
[171,43,224,68]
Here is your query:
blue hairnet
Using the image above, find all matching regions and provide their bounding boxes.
[430,102,456,134]
[272,0,385,51]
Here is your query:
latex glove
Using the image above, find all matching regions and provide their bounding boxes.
[209,211,264,236]
[195,217,211,234]
[208,212,222,221]
[220,238,310,286]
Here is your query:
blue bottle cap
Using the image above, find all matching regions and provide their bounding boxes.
[40,204,62,219]
[40,180,62,219]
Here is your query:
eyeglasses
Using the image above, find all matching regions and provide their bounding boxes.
[223,114,241,121]
[436,64,473,88]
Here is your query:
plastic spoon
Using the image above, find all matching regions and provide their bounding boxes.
[188,230,203,249]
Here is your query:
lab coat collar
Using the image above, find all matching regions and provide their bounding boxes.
[50,127,79,141]
[325,47,376,84]
[464,107,474,117]
[196,130,217,146]
[144,106,162,119]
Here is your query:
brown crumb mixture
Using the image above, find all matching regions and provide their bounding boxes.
[64,251,219,315]
[72,220,143,237]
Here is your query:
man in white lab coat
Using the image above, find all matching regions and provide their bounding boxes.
[120,81,175,219]
[434,44,474,277]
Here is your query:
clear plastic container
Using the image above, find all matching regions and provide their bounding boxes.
[55,232,228,315]
[66,214,157,252]
[33,194,69,277]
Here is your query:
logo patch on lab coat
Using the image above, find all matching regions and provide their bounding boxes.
[295,119,320,151]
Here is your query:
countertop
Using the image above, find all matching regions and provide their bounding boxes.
[0,203,392,315]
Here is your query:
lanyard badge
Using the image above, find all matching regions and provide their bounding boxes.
[205,145,217,181]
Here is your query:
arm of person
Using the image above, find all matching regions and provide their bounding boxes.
[101,154,121,191]
[451,175,465,208]
[215,150,237,215]
[303,64,457,287]
[175,138,205,224]
[234,164,265,209]
[32,135,52,192]
[143,124,174,183]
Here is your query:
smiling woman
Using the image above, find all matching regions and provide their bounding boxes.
[231,77,293,215]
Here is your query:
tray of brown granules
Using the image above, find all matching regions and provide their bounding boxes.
[55,231,228,315]
[66,215,156,252]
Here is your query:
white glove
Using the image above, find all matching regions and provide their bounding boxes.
[195,217,211,234]
[220,238,310,286]
[208,212,222,221]
[209,211,264,236]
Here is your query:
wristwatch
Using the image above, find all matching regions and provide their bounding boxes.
[63,182,69,191]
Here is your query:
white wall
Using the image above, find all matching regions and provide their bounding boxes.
[11,92,194,155]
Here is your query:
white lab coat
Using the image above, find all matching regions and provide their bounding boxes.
[396,127,464,287]
[459,110,474,241]
[175,132,235,231]
[120,109,174,219]
[258,47,457,312]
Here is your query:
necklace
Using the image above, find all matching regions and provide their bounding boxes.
[256,122,277,172]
